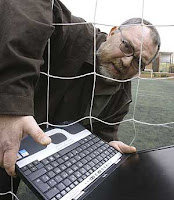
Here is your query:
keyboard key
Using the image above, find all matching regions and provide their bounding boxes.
[60,171,68,179]
[56,194,62,200]
[61,190,67,196]
[79,152,86,158]
[71,149,78,155]
[21,166,28,172]
[36,163,44,169]
[59,164,67,171]
[76,147,83,153]
[78,177,83,182]
[81,158,88,164]
[82,174,87,180]
[48,179,57,187]
[53,152,60,159]
[71,165,78,171]
[62,155,69,161]
[84,164,90,171]
[74,155,81,161]
[51,161,59,168]
[88,161,95,168]
[41,158,49,165]
[74,180,79,186]
[65,187,71,192]
[24,169,32,176]
[76,161,83,168]
[41,174,50,182]
[51,198,57,200]
[27,163,34,168]
[59,142,80,156]
[48,156,55,162]
[74,171,82,178]
[63,178,71,187]
[70,183,75,189]
[30,166,37,172]
[28,168,47,181]
[78,139,85,145]
[34,178,50,193]
[69,158,76,164]
[69,175,77,182]
[57,158,64,164]
[33,160,40,165]
[45,187,59,199]
[54,175,63,183]
[64,161,72,167]
[79,168,87,174]
[47,171,56,178]
[53,167,61,174]
[66,168,73,175]
[57,183,66,191]
[67,152,74,158]
[45,164,53,171]
[93,158,99,164]
[85,156,92,162]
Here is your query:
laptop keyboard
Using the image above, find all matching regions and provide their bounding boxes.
[20,134,118,200]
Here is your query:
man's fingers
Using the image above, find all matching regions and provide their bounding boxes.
[23,116,51,145]
[109,141,136,154]
[3,149,18,177]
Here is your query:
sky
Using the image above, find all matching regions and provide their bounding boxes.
[62,0,174,52]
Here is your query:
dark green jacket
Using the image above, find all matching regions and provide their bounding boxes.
[0,0,131,142]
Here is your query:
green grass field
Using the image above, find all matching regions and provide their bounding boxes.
[16,78,174,199]
[118,78,174,150]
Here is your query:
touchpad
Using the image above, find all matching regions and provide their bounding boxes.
[20,132,67,155]
[50,132,67,144]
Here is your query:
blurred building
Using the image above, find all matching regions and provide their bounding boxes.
[146,52,174,72]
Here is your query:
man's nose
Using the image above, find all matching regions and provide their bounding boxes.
[121,56,134,68]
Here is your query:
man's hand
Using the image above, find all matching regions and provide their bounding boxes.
[109,141,136,154]
[0,115,51,177]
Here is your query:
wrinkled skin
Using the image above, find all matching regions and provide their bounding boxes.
[97,25,158,80]
[0,116,51,176]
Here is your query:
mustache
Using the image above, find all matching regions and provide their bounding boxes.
[111,60,125,74]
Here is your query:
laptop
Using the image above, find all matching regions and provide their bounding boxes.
[16,123,129,200]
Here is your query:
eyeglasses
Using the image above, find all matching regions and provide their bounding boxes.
[118,28,146,71]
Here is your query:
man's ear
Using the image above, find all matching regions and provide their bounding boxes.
[107,26,118,39]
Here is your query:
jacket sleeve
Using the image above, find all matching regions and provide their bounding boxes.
[91,100,131,142]
[0,0,54,115]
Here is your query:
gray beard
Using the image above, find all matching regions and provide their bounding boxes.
[97,65,119,85]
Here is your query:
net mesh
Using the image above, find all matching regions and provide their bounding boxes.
[2,0,174,199]
[40,0,174,152]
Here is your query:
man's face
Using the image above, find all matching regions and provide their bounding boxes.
[97,25,158,80]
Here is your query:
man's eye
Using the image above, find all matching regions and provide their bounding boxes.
[123,42,132,53]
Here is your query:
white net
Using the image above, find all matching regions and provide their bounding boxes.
[39,0,174,152]
[3,0,174,199]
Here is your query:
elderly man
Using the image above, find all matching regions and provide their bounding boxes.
[0,0,160,199]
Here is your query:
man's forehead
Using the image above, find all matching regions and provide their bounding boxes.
[122,25,151,36]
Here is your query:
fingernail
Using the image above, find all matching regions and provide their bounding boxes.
[41,136,51,145]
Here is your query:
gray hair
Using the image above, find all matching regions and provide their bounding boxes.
[120,18,161,62]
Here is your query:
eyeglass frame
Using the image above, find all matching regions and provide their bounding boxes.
[118,27,147,71]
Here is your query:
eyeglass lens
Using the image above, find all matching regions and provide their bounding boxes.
[120,40,134,56]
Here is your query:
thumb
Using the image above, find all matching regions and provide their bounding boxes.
[23,116,51,145]
[109,141,136,154]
